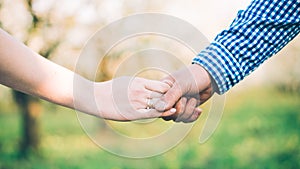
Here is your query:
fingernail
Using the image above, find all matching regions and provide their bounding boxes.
[170,108,176,113]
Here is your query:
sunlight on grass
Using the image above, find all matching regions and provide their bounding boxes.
[0,87,299,169]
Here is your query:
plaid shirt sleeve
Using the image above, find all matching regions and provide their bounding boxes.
[192,0,300,94]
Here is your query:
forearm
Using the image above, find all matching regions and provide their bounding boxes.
[0,28,94,113]
[193,0,300,94]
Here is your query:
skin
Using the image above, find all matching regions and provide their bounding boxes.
[0,28,182,121]
[156,64,216,122]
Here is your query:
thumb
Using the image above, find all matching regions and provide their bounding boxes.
[154,82,183,111]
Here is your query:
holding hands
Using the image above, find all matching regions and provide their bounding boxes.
[157,64,215,122]
[111,64,215,122]
[1,0,298,124]
[0,28,212,123]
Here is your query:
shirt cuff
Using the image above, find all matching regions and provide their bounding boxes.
[192,41,244,94]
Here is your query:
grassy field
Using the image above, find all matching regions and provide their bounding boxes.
[0,87,299,169]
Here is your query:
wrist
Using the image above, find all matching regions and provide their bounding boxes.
[189,64,216,93]
[73,76,102,117]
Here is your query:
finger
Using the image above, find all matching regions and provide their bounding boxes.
[128,90,151,109]
[148,91,163,98]
[160,108,177,117]
[154,82,183,111]
[183,108,202,123]
[174,97,187,122]
[137,108,176,119]
[188,93,201,106]
[130,97,149,109]
[199,88,213,105]
[144,80,171,93]
[177,98,197,122]
[161,75,175,85]
[132,90,161,101]
[161,79,174,87]
[132,91,171,110]
[161,97,183,121]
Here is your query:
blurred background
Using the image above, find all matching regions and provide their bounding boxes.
[0,0,299,168]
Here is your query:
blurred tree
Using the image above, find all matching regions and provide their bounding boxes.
[0,0,64,157]
[11,0,62,157]
[0,0,114,157]
[0,0,169,158]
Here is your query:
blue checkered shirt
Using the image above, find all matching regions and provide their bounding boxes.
[192,0,300,94]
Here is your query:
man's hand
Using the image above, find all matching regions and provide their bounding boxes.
[155,64,216,122]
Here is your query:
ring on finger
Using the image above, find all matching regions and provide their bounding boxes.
[146,98,154,109]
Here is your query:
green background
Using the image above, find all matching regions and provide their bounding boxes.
[1,87,299,169]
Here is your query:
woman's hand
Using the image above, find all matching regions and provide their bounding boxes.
[93,76,177,121]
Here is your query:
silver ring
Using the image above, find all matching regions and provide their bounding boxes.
[146,98,154,109]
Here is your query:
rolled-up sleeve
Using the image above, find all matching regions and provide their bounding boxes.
[193,0,300,94]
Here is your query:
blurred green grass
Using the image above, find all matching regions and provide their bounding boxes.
[0,87,299,169]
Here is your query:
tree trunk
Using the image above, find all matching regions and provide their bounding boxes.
[13,91,41,157]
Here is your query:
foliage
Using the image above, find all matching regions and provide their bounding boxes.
[0,87,299,169]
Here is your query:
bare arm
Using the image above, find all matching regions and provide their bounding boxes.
[0,28,78,108]
[0,29,176,121]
